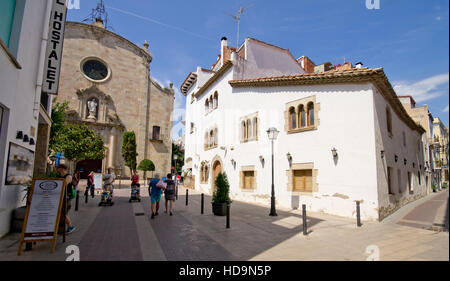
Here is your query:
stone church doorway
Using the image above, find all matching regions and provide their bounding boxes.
[76,159,102,179]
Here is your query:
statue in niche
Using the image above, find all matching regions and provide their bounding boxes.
[87,99,98,120]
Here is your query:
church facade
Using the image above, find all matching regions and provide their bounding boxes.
[57,20,173,179]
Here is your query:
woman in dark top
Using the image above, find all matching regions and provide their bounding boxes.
[164,174,176,216]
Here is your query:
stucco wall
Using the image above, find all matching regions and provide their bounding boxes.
[0,0,50,237]
[373,87,427,221]
[185,66,384,220]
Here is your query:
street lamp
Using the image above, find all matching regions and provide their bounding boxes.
[267,127,279,217]
[174,154,178,174]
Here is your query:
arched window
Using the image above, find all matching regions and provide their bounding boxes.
[214,128,218,146]
[289,107,297,130]
[253,117,258,139]
[241,121,246,142]
[204,132,209,149]
[298,105,306,128]
[214,92,218,109]
[209,96,213,111]
[307,102,314,127]
[210,130,214,147]
[205,100,209,113]
[248,119,253,139]
[246,119,251,140]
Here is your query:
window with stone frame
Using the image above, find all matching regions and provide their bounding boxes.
[240,113,259,143]
[204,127,218,150]
[285,96,319,134]
[240,166,257,190]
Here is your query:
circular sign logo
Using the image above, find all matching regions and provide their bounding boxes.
[39,181,58,191]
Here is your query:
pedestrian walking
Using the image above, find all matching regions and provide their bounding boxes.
[164,174,177,216]
[86,171,95,198]
[149,174,165,219]
[56,164,76,234]
[72,169,80,192]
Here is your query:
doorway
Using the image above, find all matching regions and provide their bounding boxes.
[212,160,222,192]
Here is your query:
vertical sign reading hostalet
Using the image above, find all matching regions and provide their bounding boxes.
[42,0,68,95]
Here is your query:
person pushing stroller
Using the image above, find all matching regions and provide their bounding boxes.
[99,168,115,206]
[129,171,141,202]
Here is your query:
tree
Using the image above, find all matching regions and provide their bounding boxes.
[172,143,184,174]
[212,172,231,204]
[122,131,138,175]
[50,100,69,147]
[137,159,155,186]
[51,124,106,164]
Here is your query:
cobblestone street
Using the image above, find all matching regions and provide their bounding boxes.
[0,183,448,261]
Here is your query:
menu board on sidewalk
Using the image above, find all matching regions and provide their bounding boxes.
[18,178,66,255]
[93,173,103,190]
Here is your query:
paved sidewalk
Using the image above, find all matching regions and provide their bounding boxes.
[0,185,448,261]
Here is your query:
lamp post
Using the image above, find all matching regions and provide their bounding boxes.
[267,127,279,217]
[174,154,178,174]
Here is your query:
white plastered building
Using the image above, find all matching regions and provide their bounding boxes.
[182,37,427,221]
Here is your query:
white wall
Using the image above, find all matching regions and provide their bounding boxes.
[233,38,305,81]
[0,0,51,237]
[185,63,382,220]
[372,87,427,220]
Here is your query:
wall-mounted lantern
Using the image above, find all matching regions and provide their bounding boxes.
[380,150,385,159]
[395,155,398,163]
[29,138,35,146]
[16,131,23,140]
[23,135,29,143]
[287,153,292,162]
[404,159,407,166]
[331,148,338,158]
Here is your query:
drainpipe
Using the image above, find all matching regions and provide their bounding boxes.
[33,0,53,120]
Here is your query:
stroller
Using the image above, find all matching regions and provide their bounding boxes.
[129,183,141,202]
[99,184,114,206]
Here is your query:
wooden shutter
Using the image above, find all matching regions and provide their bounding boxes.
[293,170,313,192]
[243,171,254,189]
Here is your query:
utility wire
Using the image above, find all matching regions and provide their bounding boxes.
[106,5,216,42]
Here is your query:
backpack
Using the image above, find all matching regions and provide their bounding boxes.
[65,174,75,199]
[156,180,166,189]
[164,180,175,195]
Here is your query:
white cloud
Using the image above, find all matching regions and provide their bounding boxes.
[394,73,449,103]
[444,105,449,113]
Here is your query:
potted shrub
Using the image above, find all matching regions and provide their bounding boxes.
[432,184,438,193]
[212,172,231,216]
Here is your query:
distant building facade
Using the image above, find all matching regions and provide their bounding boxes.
[433,117,449,187]
[182,37,428,221]
[399,96,438,193]
[57,20,174,179]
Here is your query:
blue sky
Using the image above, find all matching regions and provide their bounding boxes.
[67,0,449,139]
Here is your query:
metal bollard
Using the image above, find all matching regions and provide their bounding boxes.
[226,204,230,229]
[302,204,307,235]
[186,189,188,206]
[356,201,362,227]
[176,185,178,201]
[85,189,88,204]
[201,193,204,215]
[75,190,79,211]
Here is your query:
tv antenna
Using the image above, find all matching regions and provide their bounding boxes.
[225,4,254,48]
[83,0,113,30]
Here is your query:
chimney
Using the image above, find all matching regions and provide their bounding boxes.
[221,37,227,66]
[355,62,363,69]
[298,56,316,74]
[93,18,105,29]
